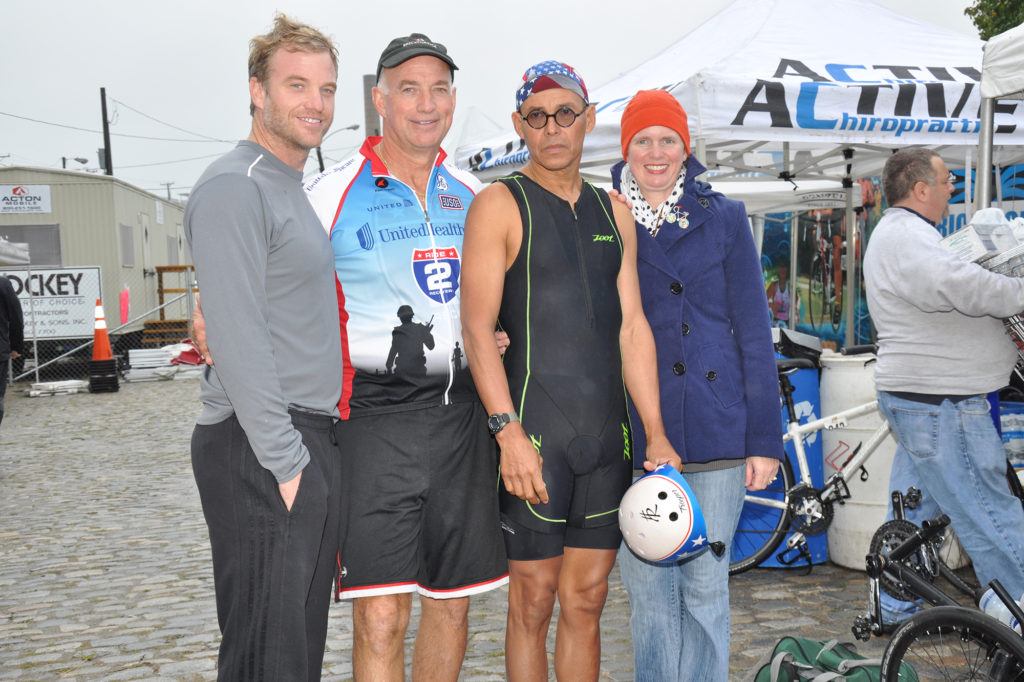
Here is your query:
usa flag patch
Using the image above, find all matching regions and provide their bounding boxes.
[438,194,463,210]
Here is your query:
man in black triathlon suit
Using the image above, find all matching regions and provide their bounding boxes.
[461,61,681,682]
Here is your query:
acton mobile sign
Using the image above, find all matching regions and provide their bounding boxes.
[0,185,52,214]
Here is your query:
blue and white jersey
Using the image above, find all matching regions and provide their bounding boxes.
[305,137,482,417]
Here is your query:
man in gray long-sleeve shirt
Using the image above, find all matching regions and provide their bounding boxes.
[864,147,1024,625]
[184,15,342,680]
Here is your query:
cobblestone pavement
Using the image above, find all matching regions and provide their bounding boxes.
[0,378,890,681]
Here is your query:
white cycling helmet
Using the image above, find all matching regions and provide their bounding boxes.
[619,464,710,563]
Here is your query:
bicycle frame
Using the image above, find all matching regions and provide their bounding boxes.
[786,399,891,495]
[745,399,890,521]
[855,514,1024,641]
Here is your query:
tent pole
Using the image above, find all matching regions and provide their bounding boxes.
[789,214,798,331]
[842,148,855,347]
[751,215,765,259]
[694,137,708,183]
[964,146,973,226]
[845,183,855,346]
[977,98,995,211]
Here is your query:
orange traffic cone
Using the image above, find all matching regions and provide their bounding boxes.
[88,299,119,393]
[92,299,114,361]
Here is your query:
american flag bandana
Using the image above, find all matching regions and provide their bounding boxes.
[515,60,589,110]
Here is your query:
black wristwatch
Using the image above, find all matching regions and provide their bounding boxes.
[487,411,519,435]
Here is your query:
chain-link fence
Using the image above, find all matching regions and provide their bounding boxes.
[3,265,196,389]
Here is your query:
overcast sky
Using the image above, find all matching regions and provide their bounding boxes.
[0,0,980,201]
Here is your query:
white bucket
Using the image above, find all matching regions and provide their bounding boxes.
[819,353,971,570]
[819,352,897,570]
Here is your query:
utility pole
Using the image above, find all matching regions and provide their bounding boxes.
[160,182,174,200]
[363,75,380,138]
[100,88,114,176]
[315,123,360,172]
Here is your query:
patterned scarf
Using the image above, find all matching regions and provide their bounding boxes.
[621,163,688,238]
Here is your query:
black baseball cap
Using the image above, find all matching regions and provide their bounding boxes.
[376,33,458,80]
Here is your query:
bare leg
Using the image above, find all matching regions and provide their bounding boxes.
[412,595,469,682]
[352,593,412,682]
[553,547,616,682]
[506,556,562,681]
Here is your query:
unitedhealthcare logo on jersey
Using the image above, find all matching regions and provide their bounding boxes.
[412,247,460,304]
[357,223,374,250]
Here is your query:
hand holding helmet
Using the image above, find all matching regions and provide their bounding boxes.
[619,464,724,563]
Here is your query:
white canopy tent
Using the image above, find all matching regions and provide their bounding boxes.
[456,0,1024,182]
[454,0,1024,343]
[978,21,1024,208]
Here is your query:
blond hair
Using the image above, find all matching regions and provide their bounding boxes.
[248,13,338,116]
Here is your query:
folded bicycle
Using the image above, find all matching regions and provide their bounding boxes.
[851,491,1024,681]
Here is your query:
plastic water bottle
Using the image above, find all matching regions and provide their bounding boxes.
[979,588,1024,634]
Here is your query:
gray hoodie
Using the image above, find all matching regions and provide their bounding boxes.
[864,207,1024,395]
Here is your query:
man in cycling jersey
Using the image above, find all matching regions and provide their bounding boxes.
[305,33,507,681]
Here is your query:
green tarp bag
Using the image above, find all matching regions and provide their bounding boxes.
[751,636,918,681]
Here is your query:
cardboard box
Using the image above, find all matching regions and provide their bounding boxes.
[941,224,1000,263]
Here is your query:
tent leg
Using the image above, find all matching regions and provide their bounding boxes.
[789,214,798,331]
[845,184,856,347]
[977,97,995,211]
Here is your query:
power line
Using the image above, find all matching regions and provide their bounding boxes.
[0,110,232,143]
[110,98,232,142]
[117,152,227,169]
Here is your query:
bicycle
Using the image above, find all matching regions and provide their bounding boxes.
[850,503,1024,680]
[729,347,1024,576]
[805,211,844,333]
[730,345,891,574]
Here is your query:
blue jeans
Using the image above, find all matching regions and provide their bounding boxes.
[878,391,1024,621]
[618,465,745,682]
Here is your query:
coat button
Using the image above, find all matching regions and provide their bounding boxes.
[673,362,686,375]
[706,370,717,381]
[669,281,683,295]
[681,322,691,336]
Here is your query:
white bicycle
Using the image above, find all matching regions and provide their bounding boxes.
[729,345,891,574]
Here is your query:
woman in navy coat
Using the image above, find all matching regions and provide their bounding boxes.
[612,90,784,681]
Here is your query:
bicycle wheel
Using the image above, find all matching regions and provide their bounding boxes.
[729,458,794,575]
[808,257,823,328]
[830,268,843,333]
[881,606,1024,681]
[821,256,834,331]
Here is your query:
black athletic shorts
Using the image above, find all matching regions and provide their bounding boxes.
[499,382,634,561]
[335,400,508,598]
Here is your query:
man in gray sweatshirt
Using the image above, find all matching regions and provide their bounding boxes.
[184,15,342,680]
[864,147,1024,624]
